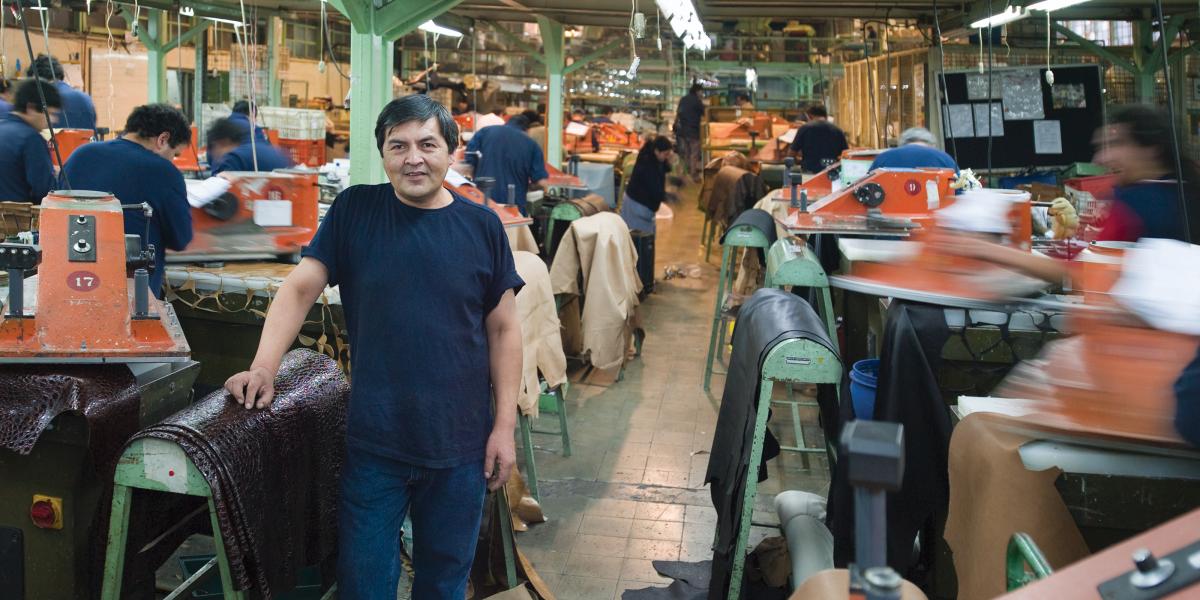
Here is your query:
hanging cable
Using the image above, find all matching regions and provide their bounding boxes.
[14,3,69,189]
[1154,0,1191,242]
[986,0,995,175]
[319,0,349,81]
[932,0,957,161]
[862,21,879,146]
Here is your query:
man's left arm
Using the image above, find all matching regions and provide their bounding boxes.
[158,171,194,251]
[484,289,522,490]
[530,144,551,190]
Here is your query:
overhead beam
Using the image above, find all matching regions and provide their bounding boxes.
[562,37,626,76]
[120,6,160,52]
[379,0,465,40]
[161,20,212,53]
[484,19,547,66]
[1051,23,1136,74]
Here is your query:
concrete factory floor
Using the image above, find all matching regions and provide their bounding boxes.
[510,182,831,600]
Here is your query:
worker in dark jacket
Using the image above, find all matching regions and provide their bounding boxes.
[0,78,61,203]
[620,136,674,234]
[674,82,706,181]
[230,99,270,142]
[869,127,958,172]
[63,104,194,296]
[206,117,295,175]
[465,114,549,214]
[27,54,96,131]
[790,104,848,174]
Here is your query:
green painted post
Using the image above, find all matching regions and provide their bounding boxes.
[147,10,167,103]
[267,16,281,107]
[348,23,394,185]
[538,16,565,169]
[194,28,206,134]
[100,485,133,600]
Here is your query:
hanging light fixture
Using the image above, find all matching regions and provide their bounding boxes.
[419,20,462,37]
[1027,0,1091,11]
[655,0,710,52]
[969,5,1028,29]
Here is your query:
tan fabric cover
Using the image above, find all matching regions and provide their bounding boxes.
[549,212,642,371]
[513,251,567,418]
[944,413,1090,600]
[507,225,540,255]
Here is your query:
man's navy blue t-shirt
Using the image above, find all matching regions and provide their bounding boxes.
[301,184,524,467]
[211,141,294,174]
[54,81,97,132]
[869,144,958,172]
[790,120,849,173]
[0,113,58,203]
[465,121,549,212]
[63,139,193,296]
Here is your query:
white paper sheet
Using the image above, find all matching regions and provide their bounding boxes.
[1001,69,1046,120]
[966,73,1002,100]
[565,122,591,137]
[1033,120,1063,154]
[184,177,231,208]
[973,103,1004,137]
[1111,238,1200,335]
[944,104,975,138]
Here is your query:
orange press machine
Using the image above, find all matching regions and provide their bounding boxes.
[0,190,200,598]
[47,128,96,168]
[445,180,534,228]
[168,170,320,263]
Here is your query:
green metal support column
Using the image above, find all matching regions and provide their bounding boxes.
[538,16,565,168]
[348,24,394,185]
[146,10,167,102]
[194,29,207,134]
[267,16,281,106]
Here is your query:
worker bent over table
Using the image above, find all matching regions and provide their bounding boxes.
[224,94,525,599]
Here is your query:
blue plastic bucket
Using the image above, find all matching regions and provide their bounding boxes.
[849,359,880,420]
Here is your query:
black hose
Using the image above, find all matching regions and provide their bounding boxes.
[1154,0,1191,242]
[15,4,69,190]
[932,0,958,161]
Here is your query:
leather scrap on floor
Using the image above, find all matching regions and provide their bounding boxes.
[131,349,349,598]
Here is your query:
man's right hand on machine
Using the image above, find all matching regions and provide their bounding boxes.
[224,365,276,409]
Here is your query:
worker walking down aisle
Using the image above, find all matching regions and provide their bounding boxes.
[224,94,524,599]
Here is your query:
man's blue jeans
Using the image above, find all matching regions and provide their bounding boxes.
[337,444,487,599]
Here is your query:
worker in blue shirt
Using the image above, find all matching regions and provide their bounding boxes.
[0,78,13,116]
[205,117,295,174]
[593,106,615,124]
[465,113,549,214]
[27,54,96,132]
[0,78,61,203]
[869,127,958,172]
[63,104,194,297]
[230,99,269,142]
[224,94,524,599]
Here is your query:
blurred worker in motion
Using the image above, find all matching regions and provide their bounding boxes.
[869,127,958,172]
[230,99,270,142]
[63,104,194,297]
[465,113,549,214]
[26,54,96,132]
[735,93,754,110]
[476,106,506,130]
[224,94,524,599]
[521,108,549,157]
[620,136,674,234]
[790,103,848,174]
[674,82,706,182]
[205,117,295,175]
[593,106,616,124]
[0,78,13,116]
[0,78,61,203]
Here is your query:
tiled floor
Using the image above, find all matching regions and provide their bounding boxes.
[517,184,832,600]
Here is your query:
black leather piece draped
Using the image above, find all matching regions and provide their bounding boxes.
[705,288,840,599]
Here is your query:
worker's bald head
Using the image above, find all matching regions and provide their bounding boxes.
[376,95,460,156]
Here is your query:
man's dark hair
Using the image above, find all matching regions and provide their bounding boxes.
[600,106,614,116]
[520,109,542,126]
[26,54,64,81]
[206,117,250,148]
[689,82,703,95]
[374,94,460,154]
[0,78,12,95]
[125,104,192,147]
[507,114,531,131]
[736,93,750,103]
[490,106,505,116]
[806,104,828,118]
[13,78,62,113]
[231,100,254,115]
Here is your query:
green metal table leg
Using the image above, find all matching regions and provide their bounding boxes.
[495,489,520,589]
[727,380,776,599]
[100,484,133,600]
[704,245,733,391]
[518,413,540,502]
[1006,532,1053,591]
[207,498,247,599]
[556,387,572,457]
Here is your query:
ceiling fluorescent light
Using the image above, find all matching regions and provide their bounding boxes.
[204,16,245,26]
[419,21,463,37]
[1026,0,1090,11]
[655,0,710,52]
[969,6,1028,29]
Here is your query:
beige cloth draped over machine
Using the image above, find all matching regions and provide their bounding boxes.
[512,251,568,418]
[549,212,642,372]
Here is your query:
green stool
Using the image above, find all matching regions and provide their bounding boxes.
[763,238,840,465]
[544,203,584,258]
[518,382,572,502]
[703,223,772,391]
[726,337,841,600]
[1006,532,1053,591]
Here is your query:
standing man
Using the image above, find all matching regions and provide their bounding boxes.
[593,106,616,124]
[868,127,958,172]
[223,94,524,599]
[790,104,848,174]
[205,117,295,174]
[63,104,194,297]
[674,82,705,182]
[466,113,550,213]
[0,78,61,203]
[229,100,270,142]
[27,54,96,132]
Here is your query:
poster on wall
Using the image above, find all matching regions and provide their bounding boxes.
[1051,83,1088,109]
[943,104,975,138]
[966,73,1002,100]
[972,103,1004,137]
[1033,120,1063,154]
[1000,69,1045,120]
